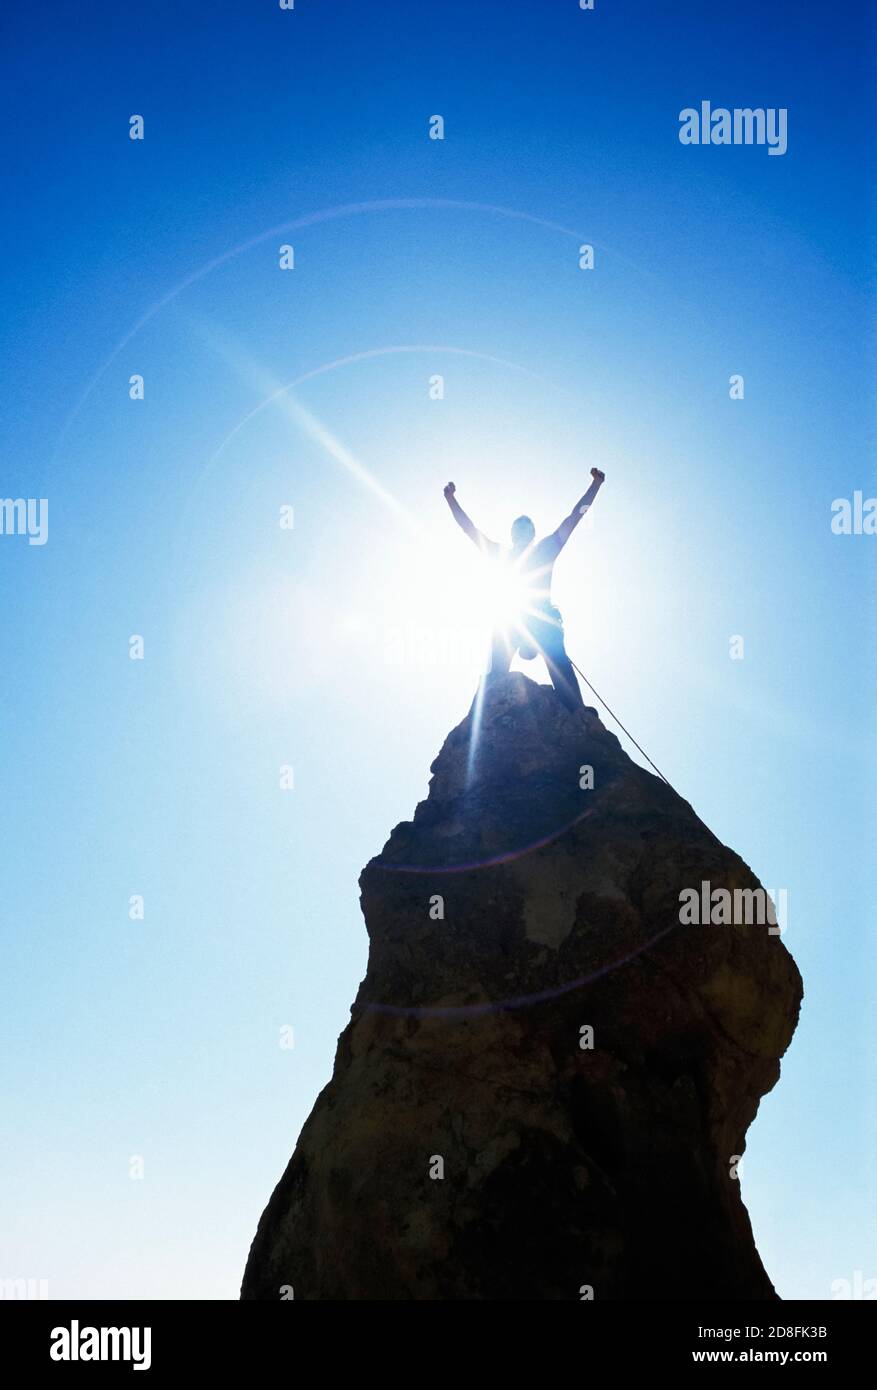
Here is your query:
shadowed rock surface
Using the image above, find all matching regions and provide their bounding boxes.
[242,674,802,1300]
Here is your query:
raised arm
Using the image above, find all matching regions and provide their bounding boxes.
[443,482,498,555]
[551,468,605,551]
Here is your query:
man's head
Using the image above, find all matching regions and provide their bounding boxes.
[510,515,536,550]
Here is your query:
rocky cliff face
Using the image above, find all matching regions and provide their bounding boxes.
[242,673,802,1300]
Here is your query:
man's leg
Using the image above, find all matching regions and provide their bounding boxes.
[542,628,585,712]
[484,628,513,681]
[547,650,585,711]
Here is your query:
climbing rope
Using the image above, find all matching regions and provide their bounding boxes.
[569,657,675,791]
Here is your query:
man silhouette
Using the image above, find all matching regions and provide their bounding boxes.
[443,469,605,711]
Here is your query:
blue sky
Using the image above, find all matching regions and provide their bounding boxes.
[0,0,873,1299]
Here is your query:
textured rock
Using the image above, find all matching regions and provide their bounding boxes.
[242,673,802,1301]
